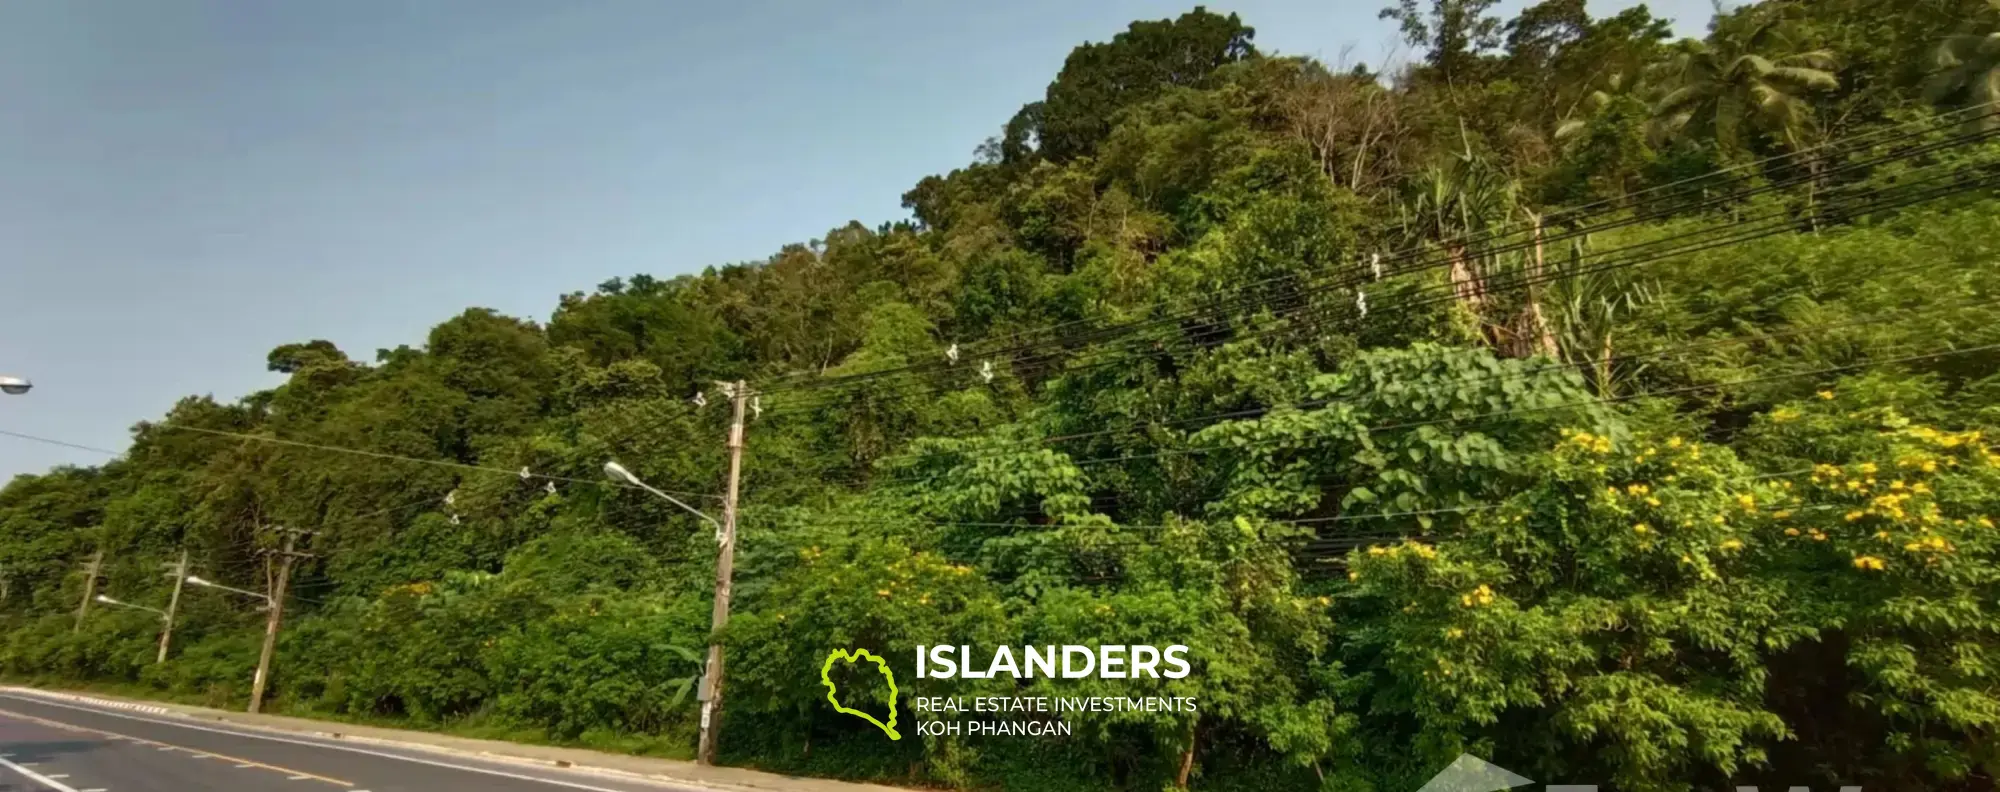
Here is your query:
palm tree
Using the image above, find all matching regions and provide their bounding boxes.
[1927,0,2000,127]
[1648,16,1838,154]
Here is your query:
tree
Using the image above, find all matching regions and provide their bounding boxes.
[1004,7,1256,163]
[1926,0,2000,126]
[1380,0,1505,84]
[1650,16,1840,154]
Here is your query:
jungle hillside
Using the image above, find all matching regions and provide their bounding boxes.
[7,1,2000,790]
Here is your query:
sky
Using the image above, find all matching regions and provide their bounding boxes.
[0,0,1721,482]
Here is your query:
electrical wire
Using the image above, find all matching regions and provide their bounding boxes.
[756,112,2000,405]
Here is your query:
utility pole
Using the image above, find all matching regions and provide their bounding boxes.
[696,380,749,766]
[250,528,310,714]
[157,549,188,664]
[74,548,103,632]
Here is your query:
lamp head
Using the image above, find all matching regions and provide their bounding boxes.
[603,460,640,485]
[0,376,29,396]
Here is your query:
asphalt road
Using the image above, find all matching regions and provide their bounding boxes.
[0,692,707,792]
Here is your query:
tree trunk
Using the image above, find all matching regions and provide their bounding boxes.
[1176,719,1199,789]
[1525,215,1560,359]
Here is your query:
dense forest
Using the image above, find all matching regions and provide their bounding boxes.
[7,0,2000,789]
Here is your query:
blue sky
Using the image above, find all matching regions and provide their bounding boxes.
[0,0,1719,481]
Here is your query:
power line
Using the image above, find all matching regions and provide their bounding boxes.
[857,297,1992,477]
[828,171,2000,487]
[152,424,716,500]
[759,153,2000,421]
[0,429,121,456]
[756,114,2000,404]
[756,103,2000,394]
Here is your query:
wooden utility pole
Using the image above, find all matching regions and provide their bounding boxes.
[250,528,310,713]
[74,549,103,632]
[157,549,188,664]
[696,380,749,766]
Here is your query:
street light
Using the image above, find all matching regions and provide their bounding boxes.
[604,460,722,542]
[0,376,29,396]
[185,575,271,607]
[94,594,167,619]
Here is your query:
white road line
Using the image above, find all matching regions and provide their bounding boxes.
[0,754,82,792]
[288,774,311,780]
[47,773,69,779]
[0,694,668,792]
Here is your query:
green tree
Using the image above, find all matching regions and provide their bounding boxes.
[1650,16,1840,154]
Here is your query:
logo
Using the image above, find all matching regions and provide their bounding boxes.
[1417,754,1534,792]
[821,648,901,740]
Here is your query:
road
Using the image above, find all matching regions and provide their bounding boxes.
[0,692,708,792]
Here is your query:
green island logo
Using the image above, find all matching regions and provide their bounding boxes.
[821,648,901,740]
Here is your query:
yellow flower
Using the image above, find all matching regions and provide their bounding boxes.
[1981,517,1996,529]
[876,589,892,598]
[1720,538,1744,551]
[1633,523,1651,535]
[1318,596,1332,606]
[1845,511,1865,522]
[1737,494,1757,512]
[1773,510,1793,520]
[1818,390,1835,400]
[1852,555,1886,571]
[1785,527,1801,537]
[1445,627,1464,640]
[1348,571,1360,581]
[1668,436,1684,448]
[1646,496,1662,507]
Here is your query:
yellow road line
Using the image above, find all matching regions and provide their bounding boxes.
[0,706,351,787]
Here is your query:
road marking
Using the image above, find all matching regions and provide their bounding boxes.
[289,774,311,780]
[47,773,70,778]
[0,706,350,787]
[0,693,663,791]
[0,754,81,792]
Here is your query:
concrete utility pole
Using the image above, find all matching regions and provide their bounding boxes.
[74,548,103,632]
[158,549,188,663]
[250,528,310,714]
[696,380,750,766]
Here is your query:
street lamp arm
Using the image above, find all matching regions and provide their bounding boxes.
[186,576,272,604]
[635,481,721,529]
[603,460,720,529]
[95,595,167,618]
